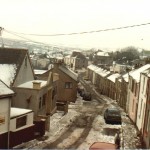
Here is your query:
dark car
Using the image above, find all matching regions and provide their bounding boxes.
[82,92,92,101]
[104,107,121,124]
[77,87,85,96]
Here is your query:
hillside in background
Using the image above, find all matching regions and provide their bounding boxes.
[0,37,86,55]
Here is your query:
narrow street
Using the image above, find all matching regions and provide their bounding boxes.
[24,77,144,149]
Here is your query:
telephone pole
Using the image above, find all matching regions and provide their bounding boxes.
[0,27,4,47]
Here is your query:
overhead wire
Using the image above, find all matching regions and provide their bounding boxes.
[1,22,150,47]
[3,22,150,37]
[4,30,51,46]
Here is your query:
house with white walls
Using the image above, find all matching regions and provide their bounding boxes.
[0,48,56,128]
[64,51,88,71]
[87,64,99,83]
[9,107,35,148]
[136,68,150,133]
[106,73,121,100]
[115,73,129,112]
[96,68,111,95]
[143,70,150,148]
[0,80,14,149]
[127,64,150,123]
[0,80,36,149]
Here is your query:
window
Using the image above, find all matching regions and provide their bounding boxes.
[132,99,135,112]
[42,94,46,106]
[16,116,27,128]
[139,99,143,118]
[142,77,145,93]
[65,82,73,89]
[135,83,137,96]
[0,115,5,125]
[146,110,150,132]
[39,97,42,109]
[131,80,134,92]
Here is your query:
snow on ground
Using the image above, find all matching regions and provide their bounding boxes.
[19,79,143,149]
[28,96,122,149]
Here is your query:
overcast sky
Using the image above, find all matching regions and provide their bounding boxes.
[1,0,150,50]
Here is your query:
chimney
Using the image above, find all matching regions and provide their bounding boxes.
[32,81,41,89]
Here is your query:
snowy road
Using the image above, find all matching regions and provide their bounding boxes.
[21,79,144,149]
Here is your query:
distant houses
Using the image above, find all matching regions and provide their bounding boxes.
[64,51,88,71]
[92,50,113,69]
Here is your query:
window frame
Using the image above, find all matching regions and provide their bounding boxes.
[16,115,27,129]
[65,82,73,89]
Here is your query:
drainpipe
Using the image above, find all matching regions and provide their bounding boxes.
[7,99,11,149]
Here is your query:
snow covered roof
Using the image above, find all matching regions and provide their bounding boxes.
[122,73,129,82]
[17,80,47,88]
[107,73,121,83]
[100,70,111,77]
[141,68,150,77]
[10,107,33,119]
[95,68,103,73]
[34,69,48,75]
[0,64,17,87]
[97,52,109,56]
[129,64,150,82]
[95,68,110,77]
[87,64,99,71]
[118,73,129,82]
[0,80,14,96]
[56,56,63,60]
[88,65,110,77]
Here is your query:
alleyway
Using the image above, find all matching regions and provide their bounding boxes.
[19,78,144,149]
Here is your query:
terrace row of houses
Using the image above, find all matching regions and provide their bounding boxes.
[0,47,78,148]
[87,64,150,148]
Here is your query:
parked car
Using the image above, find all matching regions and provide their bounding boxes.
[104,107,121,124]
[79,88,85,97]
[82,92,92,101]
[89,142,118,150]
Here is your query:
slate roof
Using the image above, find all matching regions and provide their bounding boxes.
[0,47,27,66]
[59,65,78,81]
[0,48,29,86]
[71,51,86,59]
